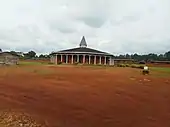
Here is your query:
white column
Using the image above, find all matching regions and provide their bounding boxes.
[83,55,86,64]
[94,55,97,65]
[112,59,115,65]
[77,55,79,63]
[89,55,91,64]
[99,56,102,64]
[56,54,58,64]
[61,54,63,62]
[109,57,112,65]
[104,56,107,65]
[72,55,74,64]
[50,56,52,63]
[66,55,68,64]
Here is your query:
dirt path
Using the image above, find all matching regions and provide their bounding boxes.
[0,65,170,127]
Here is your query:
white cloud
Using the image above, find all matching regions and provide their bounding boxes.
[0,0,170,55]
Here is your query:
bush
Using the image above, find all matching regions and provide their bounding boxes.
[57,61,62,65]
[48,62,54,65]
[117,64,121,67]
[130,64,144,69]
[125,64,130,67]
[117,64,126,67]
[131,65,136,68]
[139,66,144,69]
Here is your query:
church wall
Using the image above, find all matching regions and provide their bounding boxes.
[53,54,112,65]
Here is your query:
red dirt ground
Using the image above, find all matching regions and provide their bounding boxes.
[0,65,170,127]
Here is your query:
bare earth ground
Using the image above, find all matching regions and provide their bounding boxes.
[0,64,170,127]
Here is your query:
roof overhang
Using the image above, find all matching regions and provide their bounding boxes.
[51,52,113,56]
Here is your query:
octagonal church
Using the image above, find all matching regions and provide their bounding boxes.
[50,36,115,65]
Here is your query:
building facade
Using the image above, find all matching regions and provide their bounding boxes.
[50,37,114,65]
[0,52,19,65]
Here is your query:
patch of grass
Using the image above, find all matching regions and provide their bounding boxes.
[116,64,145,69]
[150,67,170,77]
[18,61,48,66]
[150,67,170,73]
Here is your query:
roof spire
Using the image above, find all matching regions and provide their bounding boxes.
[79,36,87,48]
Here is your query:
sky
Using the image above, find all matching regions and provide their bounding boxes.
[0,0,170,55]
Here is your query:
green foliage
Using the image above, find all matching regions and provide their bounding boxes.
[48,62,54,65]
[19,61,45,66]
[131,64,144,69]
[151,67,170,73]
[24,51,36,59]
[164,51,170,60]
[115,51,170,62]
[39,54,50,59]
[57,61,62,65]
[117,64,126,67]
[125,64,130,67]
[39,54,45,58]
[10,51,18,56]
[4,50,170,62]
[150,67,170,77]
[139,65,144,69]
[117,64,131,67]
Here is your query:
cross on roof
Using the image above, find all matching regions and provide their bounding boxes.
[79,36,87,48]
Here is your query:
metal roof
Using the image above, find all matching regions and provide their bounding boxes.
[53,47,112,56]
[0,52,19,57]
[51,36,113,56]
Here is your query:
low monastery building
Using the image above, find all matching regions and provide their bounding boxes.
[50,36,115,65]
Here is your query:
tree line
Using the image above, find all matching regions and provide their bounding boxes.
[9,51,50,59]
[114,51,170,62]
[3,50,170,62]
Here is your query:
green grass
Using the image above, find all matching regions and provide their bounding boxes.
[150,67,170,73]
[18,61,50,66]
[150,67,170,77]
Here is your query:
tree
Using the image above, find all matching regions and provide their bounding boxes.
[28,51,36,58]
[24,51,36,59]
[10,51,18,56]
[40,54,50,59]
[164,51,170,60]
[158,54,164,61]
[125,54,131,59]
[112,51,170,62]
[118,55,126,59]
[39,54,44,58]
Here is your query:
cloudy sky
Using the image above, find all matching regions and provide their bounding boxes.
[0,0,170,55]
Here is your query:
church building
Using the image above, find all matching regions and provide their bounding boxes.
[50,36,115,65]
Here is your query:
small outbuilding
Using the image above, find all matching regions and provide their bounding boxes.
[0,52,19,65]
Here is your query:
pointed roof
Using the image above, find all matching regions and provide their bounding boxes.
[79,36,87,48]
[52,47,113,56]
[51,36,113,56]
